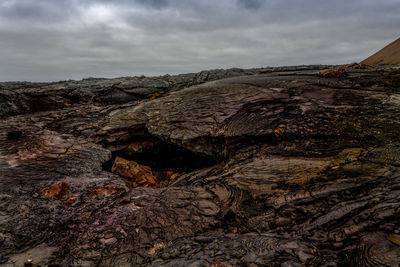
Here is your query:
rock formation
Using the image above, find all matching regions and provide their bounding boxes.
[1,65,400,266]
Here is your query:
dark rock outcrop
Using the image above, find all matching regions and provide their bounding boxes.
[1,65,400,266]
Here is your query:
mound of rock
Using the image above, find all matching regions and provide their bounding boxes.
[362,37,400,65]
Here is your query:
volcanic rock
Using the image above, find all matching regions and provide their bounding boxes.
[0,66,400,266]
[40,182,69,200]
[111,157,157,188]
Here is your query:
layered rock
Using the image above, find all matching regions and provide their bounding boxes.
[1,66,400,266]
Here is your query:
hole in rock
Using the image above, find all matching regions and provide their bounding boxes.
[102,135,221,188]
[7,130,23,140]
[220,210,243,233]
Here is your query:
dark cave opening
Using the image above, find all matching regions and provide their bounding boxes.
[102,134,221,188]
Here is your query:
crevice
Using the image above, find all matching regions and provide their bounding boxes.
[102,130,222,188]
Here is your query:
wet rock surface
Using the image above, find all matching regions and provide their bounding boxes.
[1,65,400,266]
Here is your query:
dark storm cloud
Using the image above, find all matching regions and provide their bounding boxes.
[0,0,399,81]
[237,0,262,10]
[0,0,75,21]
[136,0,169,9]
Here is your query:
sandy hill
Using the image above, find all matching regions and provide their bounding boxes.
[362,37,400,65]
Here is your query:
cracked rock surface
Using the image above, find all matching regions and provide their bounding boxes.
[1,66,400,266]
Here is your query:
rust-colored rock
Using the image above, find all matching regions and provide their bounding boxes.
[111,157,157,187]
[63,196,78,205]
[40,182,69,200]
[274,128,283,137]
[92,185,125,196]
[154,169,180,182]
[318,68,347,78]
[126,139,157,153]
[149,92,160,100]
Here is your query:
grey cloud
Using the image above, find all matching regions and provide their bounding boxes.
[0,0,399,81]
[136,0,168,9]
[0,0,75,22]
[237,0,262,10]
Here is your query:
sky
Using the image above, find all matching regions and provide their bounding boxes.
[0,0,399,82]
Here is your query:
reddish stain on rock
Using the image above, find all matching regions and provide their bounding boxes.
[111,156,157,188]
[149,92,160,100]
[63,196,78,205]
[92,185,125,196]
[41,182,69,200]
[274,128,283,137]
[318,68,347,78]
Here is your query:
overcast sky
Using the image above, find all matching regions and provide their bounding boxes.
[0,0,399,82]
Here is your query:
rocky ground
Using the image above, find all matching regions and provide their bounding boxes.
[1,65,400,266]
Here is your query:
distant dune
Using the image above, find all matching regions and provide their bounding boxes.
[362,37,400,65]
